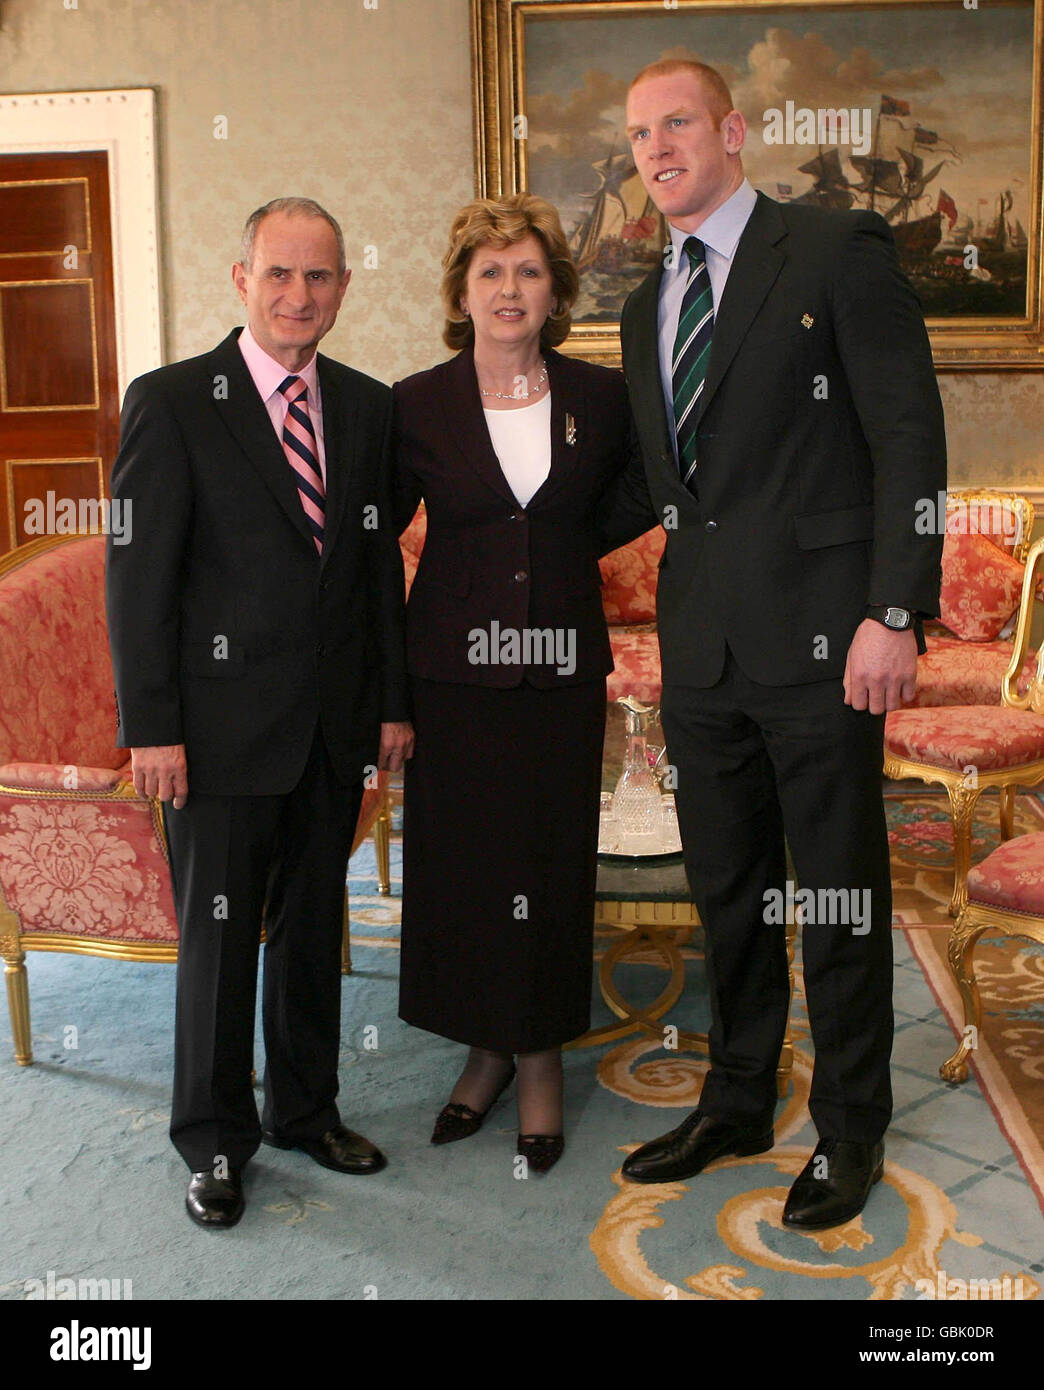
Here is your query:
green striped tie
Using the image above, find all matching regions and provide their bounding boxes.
[671,236,714,491]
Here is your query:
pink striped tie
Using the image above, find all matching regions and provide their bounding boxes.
[278,375,325,554]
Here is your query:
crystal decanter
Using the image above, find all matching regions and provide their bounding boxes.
[613,696,662,846]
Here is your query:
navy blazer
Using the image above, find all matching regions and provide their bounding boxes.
[392,343,631,688]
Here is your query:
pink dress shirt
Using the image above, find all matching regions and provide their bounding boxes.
[237,323,327,484]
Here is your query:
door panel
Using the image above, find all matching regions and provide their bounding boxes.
[0,151,119,555]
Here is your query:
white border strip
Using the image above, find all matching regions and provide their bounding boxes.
[0,88,163,396]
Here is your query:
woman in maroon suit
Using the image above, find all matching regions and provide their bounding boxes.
[393,194,631,1172]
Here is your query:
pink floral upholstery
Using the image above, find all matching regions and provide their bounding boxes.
[945,497,1025,556]
[966,832,1044,914]
[0,795,176,942]
[938,532,1025,642]
[607,628,662,705]
[599,528,665,624]
[909,635,1036,708]
[886,706,1044,773]
[0,537,124,769]
[0,762,126,793]
[0,537,179,950]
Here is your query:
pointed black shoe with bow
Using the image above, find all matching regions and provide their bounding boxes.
[517,1133,564,1174]
[782,1138,885,1230]
[431,1064,517,1145]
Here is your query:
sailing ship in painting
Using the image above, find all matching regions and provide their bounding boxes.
[568,146,667,318]
[784,95,1027,313]
[570,146,665,273]
[568,95,1027,319]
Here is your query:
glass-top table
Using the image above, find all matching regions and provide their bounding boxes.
[571,849,795,1100]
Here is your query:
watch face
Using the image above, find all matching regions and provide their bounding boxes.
[883,607,911,629]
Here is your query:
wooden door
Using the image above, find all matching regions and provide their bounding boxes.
[0,151,120,556]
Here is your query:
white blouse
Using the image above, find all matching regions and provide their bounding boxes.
[483,393,552,508]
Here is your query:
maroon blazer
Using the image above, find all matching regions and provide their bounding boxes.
[392,343,631,688]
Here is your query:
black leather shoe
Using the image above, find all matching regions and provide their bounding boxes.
[782,1138,885,1230]
[262,1123,386,1175]
[186,1168,244,1228]
[621,1111,774,1184]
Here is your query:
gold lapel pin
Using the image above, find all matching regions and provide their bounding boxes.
[801,313,814,329]
[565,412,577,446]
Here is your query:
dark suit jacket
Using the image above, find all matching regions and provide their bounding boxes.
[105,328,409,796]
[392,344,630,687]
[601,192,947,688]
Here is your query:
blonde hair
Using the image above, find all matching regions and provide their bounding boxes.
[441,193,579,351]
[628,59,734,130]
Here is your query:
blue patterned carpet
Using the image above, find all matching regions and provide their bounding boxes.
[1,818,1042,1303]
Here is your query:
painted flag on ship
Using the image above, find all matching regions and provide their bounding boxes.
[937,189,958,229]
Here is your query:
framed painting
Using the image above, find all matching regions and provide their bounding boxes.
[472,0,1044,368]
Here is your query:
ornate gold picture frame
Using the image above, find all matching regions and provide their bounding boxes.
[472,0,1044,369]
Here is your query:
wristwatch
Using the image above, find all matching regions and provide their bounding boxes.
[866,604,912,631]
[866,605,926,655]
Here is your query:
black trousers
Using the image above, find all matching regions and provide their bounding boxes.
[660,648,893,1143]
[163,723,363,1172]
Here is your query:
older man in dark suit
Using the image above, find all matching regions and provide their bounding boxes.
[106,197,413,1228]
[599,61,946,1229]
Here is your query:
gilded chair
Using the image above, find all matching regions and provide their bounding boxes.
[940,830,1044,1082]
[0,533,385,1062]
[885,534,1044,917]
[909,489,1037,709]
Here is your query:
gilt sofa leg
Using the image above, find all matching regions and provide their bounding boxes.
[0,906,32,1066]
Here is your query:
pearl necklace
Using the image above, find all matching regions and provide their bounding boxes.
[479,359,548,401]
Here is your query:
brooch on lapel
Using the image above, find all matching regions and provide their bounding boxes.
[801,313,814,329]
[565,412,577,446]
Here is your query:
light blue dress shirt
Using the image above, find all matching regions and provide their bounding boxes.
[656,178,758,460]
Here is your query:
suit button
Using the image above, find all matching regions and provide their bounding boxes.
[704,520,718,532]
[321,578,331,591]
[661,451,672,465]
[514,569,528,583]
[316,643,326,657]
[509,511,526,521]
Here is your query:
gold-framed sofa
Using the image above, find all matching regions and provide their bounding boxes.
[0,533,386,1065]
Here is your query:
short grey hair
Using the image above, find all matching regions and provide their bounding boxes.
[239,197,347,277]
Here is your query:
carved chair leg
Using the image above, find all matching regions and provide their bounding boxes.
[0,906,31,1066]
[946,782,983,918]
[940,911,989,1083]
[3,950,32,1066]
[341,887,353,976]
[999,784,1016,841]
[375,792,391,897]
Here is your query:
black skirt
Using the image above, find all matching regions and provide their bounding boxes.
[398,676,606,1053]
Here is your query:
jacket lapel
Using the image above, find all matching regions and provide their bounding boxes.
[624,264,686,493]
[626,267,670,451]
[439,344,519,507]
[526,348,586,509]
[696,192,787,427]
[205,329,315,551]
[316,353,358,564]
